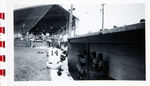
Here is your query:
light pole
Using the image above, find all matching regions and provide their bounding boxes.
[68,4,73,38]
[100,3,105,31]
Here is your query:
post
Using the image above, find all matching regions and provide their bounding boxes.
[101,4,105,31]
[68,4,73,38]
[74,19,76,37]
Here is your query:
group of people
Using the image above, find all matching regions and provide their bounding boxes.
[25,32,53,48]
[76,50,108,80]
[14,32,54,48]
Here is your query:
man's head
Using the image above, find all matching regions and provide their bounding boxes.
[51,42,59,48]
[91,51,97,58]
[98,53,103,60]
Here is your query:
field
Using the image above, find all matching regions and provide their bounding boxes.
[14,47,51,81]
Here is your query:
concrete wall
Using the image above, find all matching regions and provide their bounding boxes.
[14,40,30,47]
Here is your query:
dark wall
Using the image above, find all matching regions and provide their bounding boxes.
[68,43,145,80]
[89,44,145,80]
[68,43,86,72]
[68,26,145,80]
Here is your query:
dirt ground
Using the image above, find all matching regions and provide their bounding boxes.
[14,47,51,81]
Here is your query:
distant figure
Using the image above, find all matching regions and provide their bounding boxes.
[91,51,97,69]
[89,51,97,78]
[97,53,108,79]
[45,33,51,47]
[83,49,89,79]
[90,52,108,79]
[97,53,105,72]
[29,33,35,48]
[76,53,88,79]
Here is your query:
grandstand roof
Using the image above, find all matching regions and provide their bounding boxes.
[14,5,77,35]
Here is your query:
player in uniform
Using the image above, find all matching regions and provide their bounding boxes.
[46,42,73,80]
[46,42,62,80]
[47,42,62,67]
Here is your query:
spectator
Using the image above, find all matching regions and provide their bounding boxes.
[96,53,108,79]
[91,51,97,69]
[76,53,88,80]
[90,53,108,79]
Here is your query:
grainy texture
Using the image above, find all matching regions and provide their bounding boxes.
[14,47,51,81]
[68,25,145,80]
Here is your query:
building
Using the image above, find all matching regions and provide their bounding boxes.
[14,5,78,47]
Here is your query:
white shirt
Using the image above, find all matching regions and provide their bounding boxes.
[47,47,62,69]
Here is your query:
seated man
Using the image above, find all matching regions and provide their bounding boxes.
[90,53,108,80]
[76,53,88,80]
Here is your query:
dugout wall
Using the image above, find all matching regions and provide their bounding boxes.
[67,23,145,80]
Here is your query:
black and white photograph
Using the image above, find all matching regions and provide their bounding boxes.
[14,3,145,81]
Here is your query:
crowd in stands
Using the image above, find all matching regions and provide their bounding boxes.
[15,32,52,41]
[14,32,57,47]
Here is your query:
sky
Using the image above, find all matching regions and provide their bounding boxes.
[14,2,145,35]
[62,3,145,35]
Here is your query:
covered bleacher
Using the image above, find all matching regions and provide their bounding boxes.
[14,5,77,47]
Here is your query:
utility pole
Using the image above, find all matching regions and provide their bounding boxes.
[68,4,73,38]
[101,3,105,31]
